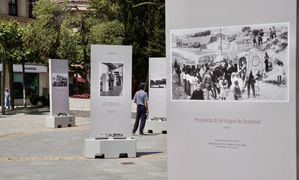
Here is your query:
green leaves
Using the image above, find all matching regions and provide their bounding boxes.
[89,20,124,45]
[0,20,23,63]
[1,0,166,84]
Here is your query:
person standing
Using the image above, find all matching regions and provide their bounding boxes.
[272,26,277,38]
[108,71,114,90]
[269,28,274,39]
[264,52,269,72]
[219,75,228,100]
[190,83,204,100]
[277,64,284,85]
[232,80,242,100]
[247,71,256,98]
[176,65,181,85]
[132,83,148,135]
[4,88,10,110]
[253,37,257,46]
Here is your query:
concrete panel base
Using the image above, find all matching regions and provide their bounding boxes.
[84,138,137,159]
[46,115,75,128]
[145,119,167,134]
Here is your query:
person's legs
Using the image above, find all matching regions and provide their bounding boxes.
[247,83,251,98]
[139,108,147,134]
[277,76,281,84]
[234,94,238,100]
[4,98,7,109]
[132,105,143,134]
[252,83,256,97]
[206,87,210,100]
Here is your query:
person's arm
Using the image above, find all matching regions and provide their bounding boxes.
[133,93,137,103]
[145,100,148,111]
[144,93,149,110]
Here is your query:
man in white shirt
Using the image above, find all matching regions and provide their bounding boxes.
[132,83,148,135]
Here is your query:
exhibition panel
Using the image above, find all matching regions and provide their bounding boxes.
[85,45,136,159]
[149,58,167,119]
[90,45,132,138]
[49,59,69,116]
[47,59,75,128]
[166,0,296,180]
[146,58,168,134]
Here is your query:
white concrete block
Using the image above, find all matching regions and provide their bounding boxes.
[84,137,137,159]
[145,119,167,134]
[46,115,75,128]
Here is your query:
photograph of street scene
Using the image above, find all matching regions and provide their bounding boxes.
[150,73,166,88]
[52,73,68,87]
[100,63,124,96]
[171,23,289,101]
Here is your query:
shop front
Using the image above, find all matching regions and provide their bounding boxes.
[0,64,48,105]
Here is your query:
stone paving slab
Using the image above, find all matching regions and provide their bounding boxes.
[0,107,167,180]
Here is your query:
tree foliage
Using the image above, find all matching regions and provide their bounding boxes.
[2,0,166,102]
[0,20,23,112]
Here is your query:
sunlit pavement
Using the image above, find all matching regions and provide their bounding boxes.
[0,107,167,180]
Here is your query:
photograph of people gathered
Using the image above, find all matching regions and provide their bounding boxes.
[171,23,289,101]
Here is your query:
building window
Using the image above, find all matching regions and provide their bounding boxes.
[8,0,18,16]
[28,0,36,18]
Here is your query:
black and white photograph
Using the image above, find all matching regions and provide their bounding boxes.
[100,63,124,96]
[171,23,289,101]
[52,73,68,87]
[150,73,166,88]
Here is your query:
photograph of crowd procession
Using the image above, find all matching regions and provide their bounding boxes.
[100,63,124,96]
[150,73,166,88]
[171,23,289,101]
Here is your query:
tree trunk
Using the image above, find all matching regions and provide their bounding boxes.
[8,60,14,110]
[22,60,26,107]
[1,56,6,115]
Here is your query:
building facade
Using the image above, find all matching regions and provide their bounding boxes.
[0,0,89,23]
[0,0,36,23]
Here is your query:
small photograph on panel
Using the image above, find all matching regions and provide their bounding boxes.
[171,23,289,101]
[100,63,124,96]
[150,73,166,88]
[52,73,68,87]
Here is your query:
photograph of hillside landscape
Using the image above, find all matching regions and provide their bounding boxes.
[171,23,289,101]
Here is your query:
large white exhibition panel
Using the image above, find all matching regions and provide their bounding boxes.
[90,45,132,137]
[166,0,296,180]
[49,59,69,116]
[149,58,167,119]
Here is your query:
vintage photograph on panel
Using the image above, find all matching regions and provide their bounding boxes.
[171,23,289,101]
[52,73,68,87]
[150,73,166,88]
[100,63,124,96]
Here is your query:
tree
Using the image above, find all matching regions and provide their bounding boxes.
[0,20,23,113]
[20,0,166,100]
[88,20,124,45]
[90,0,165,84]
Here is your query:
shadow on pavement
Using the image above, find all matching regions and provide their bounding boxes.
[136,151,163,157]
[1,106,50,116]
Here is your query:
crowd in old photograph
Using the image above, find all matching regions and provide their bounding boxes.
[172,53,284,101]
[172,24,288,101]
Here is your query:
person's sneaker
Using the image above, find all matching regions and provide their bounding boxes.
[139,132,145,136]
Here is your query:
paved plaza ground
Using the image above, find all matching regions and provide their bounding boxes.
[0,107,167,180]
